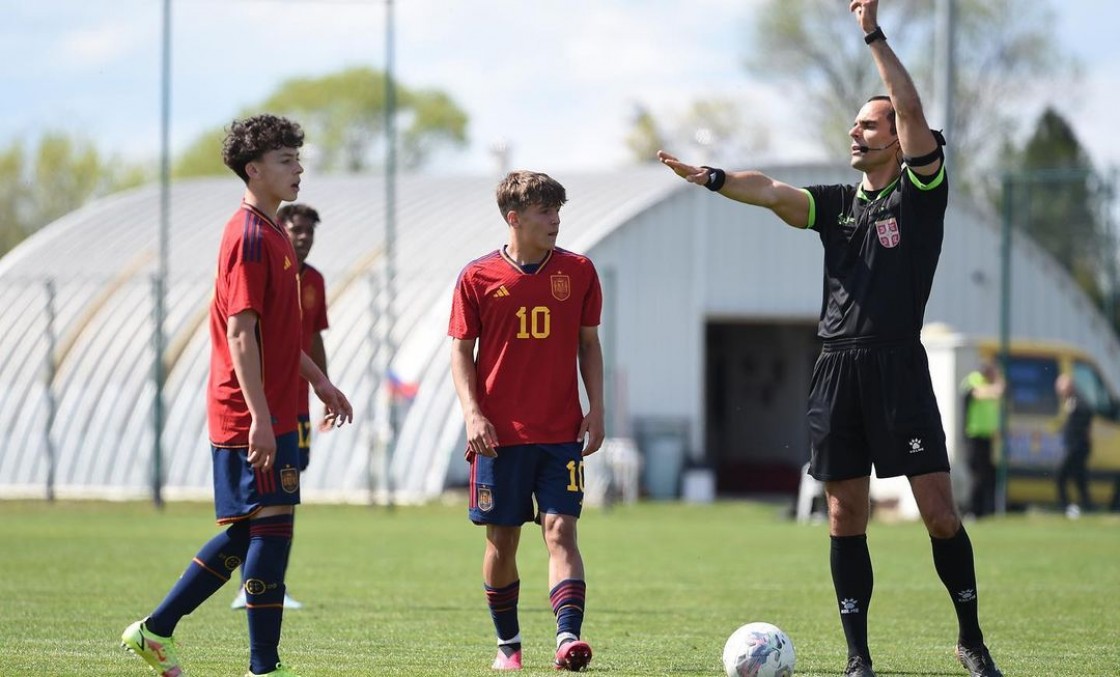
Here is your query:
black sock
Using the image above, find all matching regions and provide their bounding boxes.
[931,525,983,646]
[830,534,873,662]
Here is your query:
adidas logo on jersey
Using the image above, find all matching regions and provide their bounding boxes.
[493,285,510,298]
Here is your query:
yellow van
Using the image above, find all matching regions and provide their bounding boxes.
[974,339,1120,508]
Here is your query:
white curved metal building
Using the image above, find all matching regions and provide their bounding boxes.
[1,165,1116,502]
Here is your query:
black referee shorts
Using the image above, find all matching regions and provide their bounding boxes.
[807,338,949,482]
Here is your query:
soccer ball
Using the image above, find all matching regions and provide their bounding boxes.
[721,621,796,677]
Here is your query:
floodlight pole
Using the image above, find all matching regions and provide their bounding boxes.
[152,0,173,510]
[383,0,399,507]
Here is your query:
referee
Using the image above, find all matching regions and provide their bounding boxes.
[658,1,1001,676]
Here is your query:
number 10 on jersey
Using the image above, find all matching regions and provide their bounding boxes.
[515,305,551,339]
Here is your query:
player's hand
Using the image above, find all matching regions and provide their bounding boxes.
[465,414,499,458]
[849,0,879,33]
[657,150,711,187]
[247,418,277,471]
[315,382,354,428]
[579,409,606,456]
[316,407,334,433]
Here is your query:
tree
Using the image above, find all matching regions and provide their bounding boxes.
[0,134,147,258]
[1008,107,1113,310]
[745,0,1074,189]
[176,67,469,177]
[624,99,770,167]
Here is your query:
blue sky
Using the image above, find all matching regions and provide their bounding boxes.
[1,0,1117,176]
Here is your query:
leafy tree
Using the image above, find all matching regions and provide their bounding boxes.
[0,134,147,258]
[624,99,769,166]
[1008,107,1112,310]
[743,0,1072,187]
[176,67,468,177]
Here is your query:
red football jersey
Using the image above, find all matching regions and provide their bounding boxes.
[297,263,329,414]
[448,247,602,445]
[207,203,303,445]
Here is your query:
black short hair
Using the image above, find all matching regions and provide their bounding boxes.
[866,95,897,135]
[277,203,321,226]
[221,114,304,183]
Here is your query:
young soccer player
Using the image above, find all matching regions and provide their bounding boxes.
[121,114,353,677]
[231,203,330,611]
[449,170,605,672]
[659,2,1001,675]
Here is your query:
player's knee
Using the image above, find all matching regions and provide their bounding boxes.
[922,509,961,538]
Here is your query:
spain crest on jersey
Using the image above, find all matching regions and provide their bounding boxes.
[551,274,571,301]
[281,466,300,494]
[875,218,900,248]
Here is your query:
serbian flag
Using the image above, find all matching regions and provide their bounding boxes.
[386,369,419,400]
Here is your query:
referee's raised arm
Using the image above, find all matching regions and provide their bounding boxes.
[851,0,942,176]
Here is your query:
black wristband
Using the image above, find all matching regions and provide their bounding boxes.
[701,166,726,192]
[864,26,886,44]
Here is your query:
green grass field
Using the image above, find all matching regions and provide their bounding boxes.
[0,499,1116,676]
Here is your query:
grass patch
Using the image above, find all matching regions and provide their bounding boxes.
[0,499,1116,675]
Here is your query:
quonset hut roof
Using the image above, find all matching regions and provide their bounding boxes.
[0,168,681,500]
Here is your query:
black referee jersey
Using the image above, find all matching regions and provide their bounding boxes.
[802,165,948,342]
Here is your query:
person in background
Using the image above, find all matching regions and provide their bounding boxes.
[961,363,1003,518]
[231,203,330,611]
[1055,373,1093,518]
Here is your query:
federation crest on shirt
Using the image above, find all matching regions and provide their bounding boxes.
[875,217,900,248]
[302,284,318,312]
[551,274,571,301]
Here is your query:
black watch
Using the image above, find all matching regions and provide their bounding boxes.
[864,26,886,45]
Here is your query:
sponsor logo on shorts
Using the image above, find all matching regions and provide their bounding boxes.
[477,486,494,512]
[280,466,300,493]
[908,437,924,454]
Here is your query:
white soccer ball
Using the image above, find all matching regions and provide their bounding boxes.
[721,621,796,677]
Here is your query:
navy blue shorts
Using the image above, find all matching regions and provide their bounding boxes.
[296,414,312,471]
[807,340,949,481]
[469,442,585,526]
[212,430,301,524]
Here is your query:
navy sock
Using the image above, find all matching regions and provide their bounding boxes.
[485,580,521,649]
[244,514,294,674]
[549,579,587,641]
[147,520,250,637]
[830,534,873,662]
[931,525,983,646]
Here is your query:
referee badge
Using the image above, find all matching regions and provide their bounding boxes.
[551,274,571,301]
[875,218,900,248]
[477,486,494,512]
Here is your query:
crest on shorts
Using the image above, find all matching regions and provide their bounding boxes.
[280,466,300,493]
[875,218,900,248]
[551,274,571,301]
[477,486,494,512]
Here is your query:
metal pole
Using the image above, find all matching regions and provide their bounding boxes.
[934,0,956,146]
[996,172,1014,516]
[383,0,398,507]
[152,0,173,509]
[44,278,58,502]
